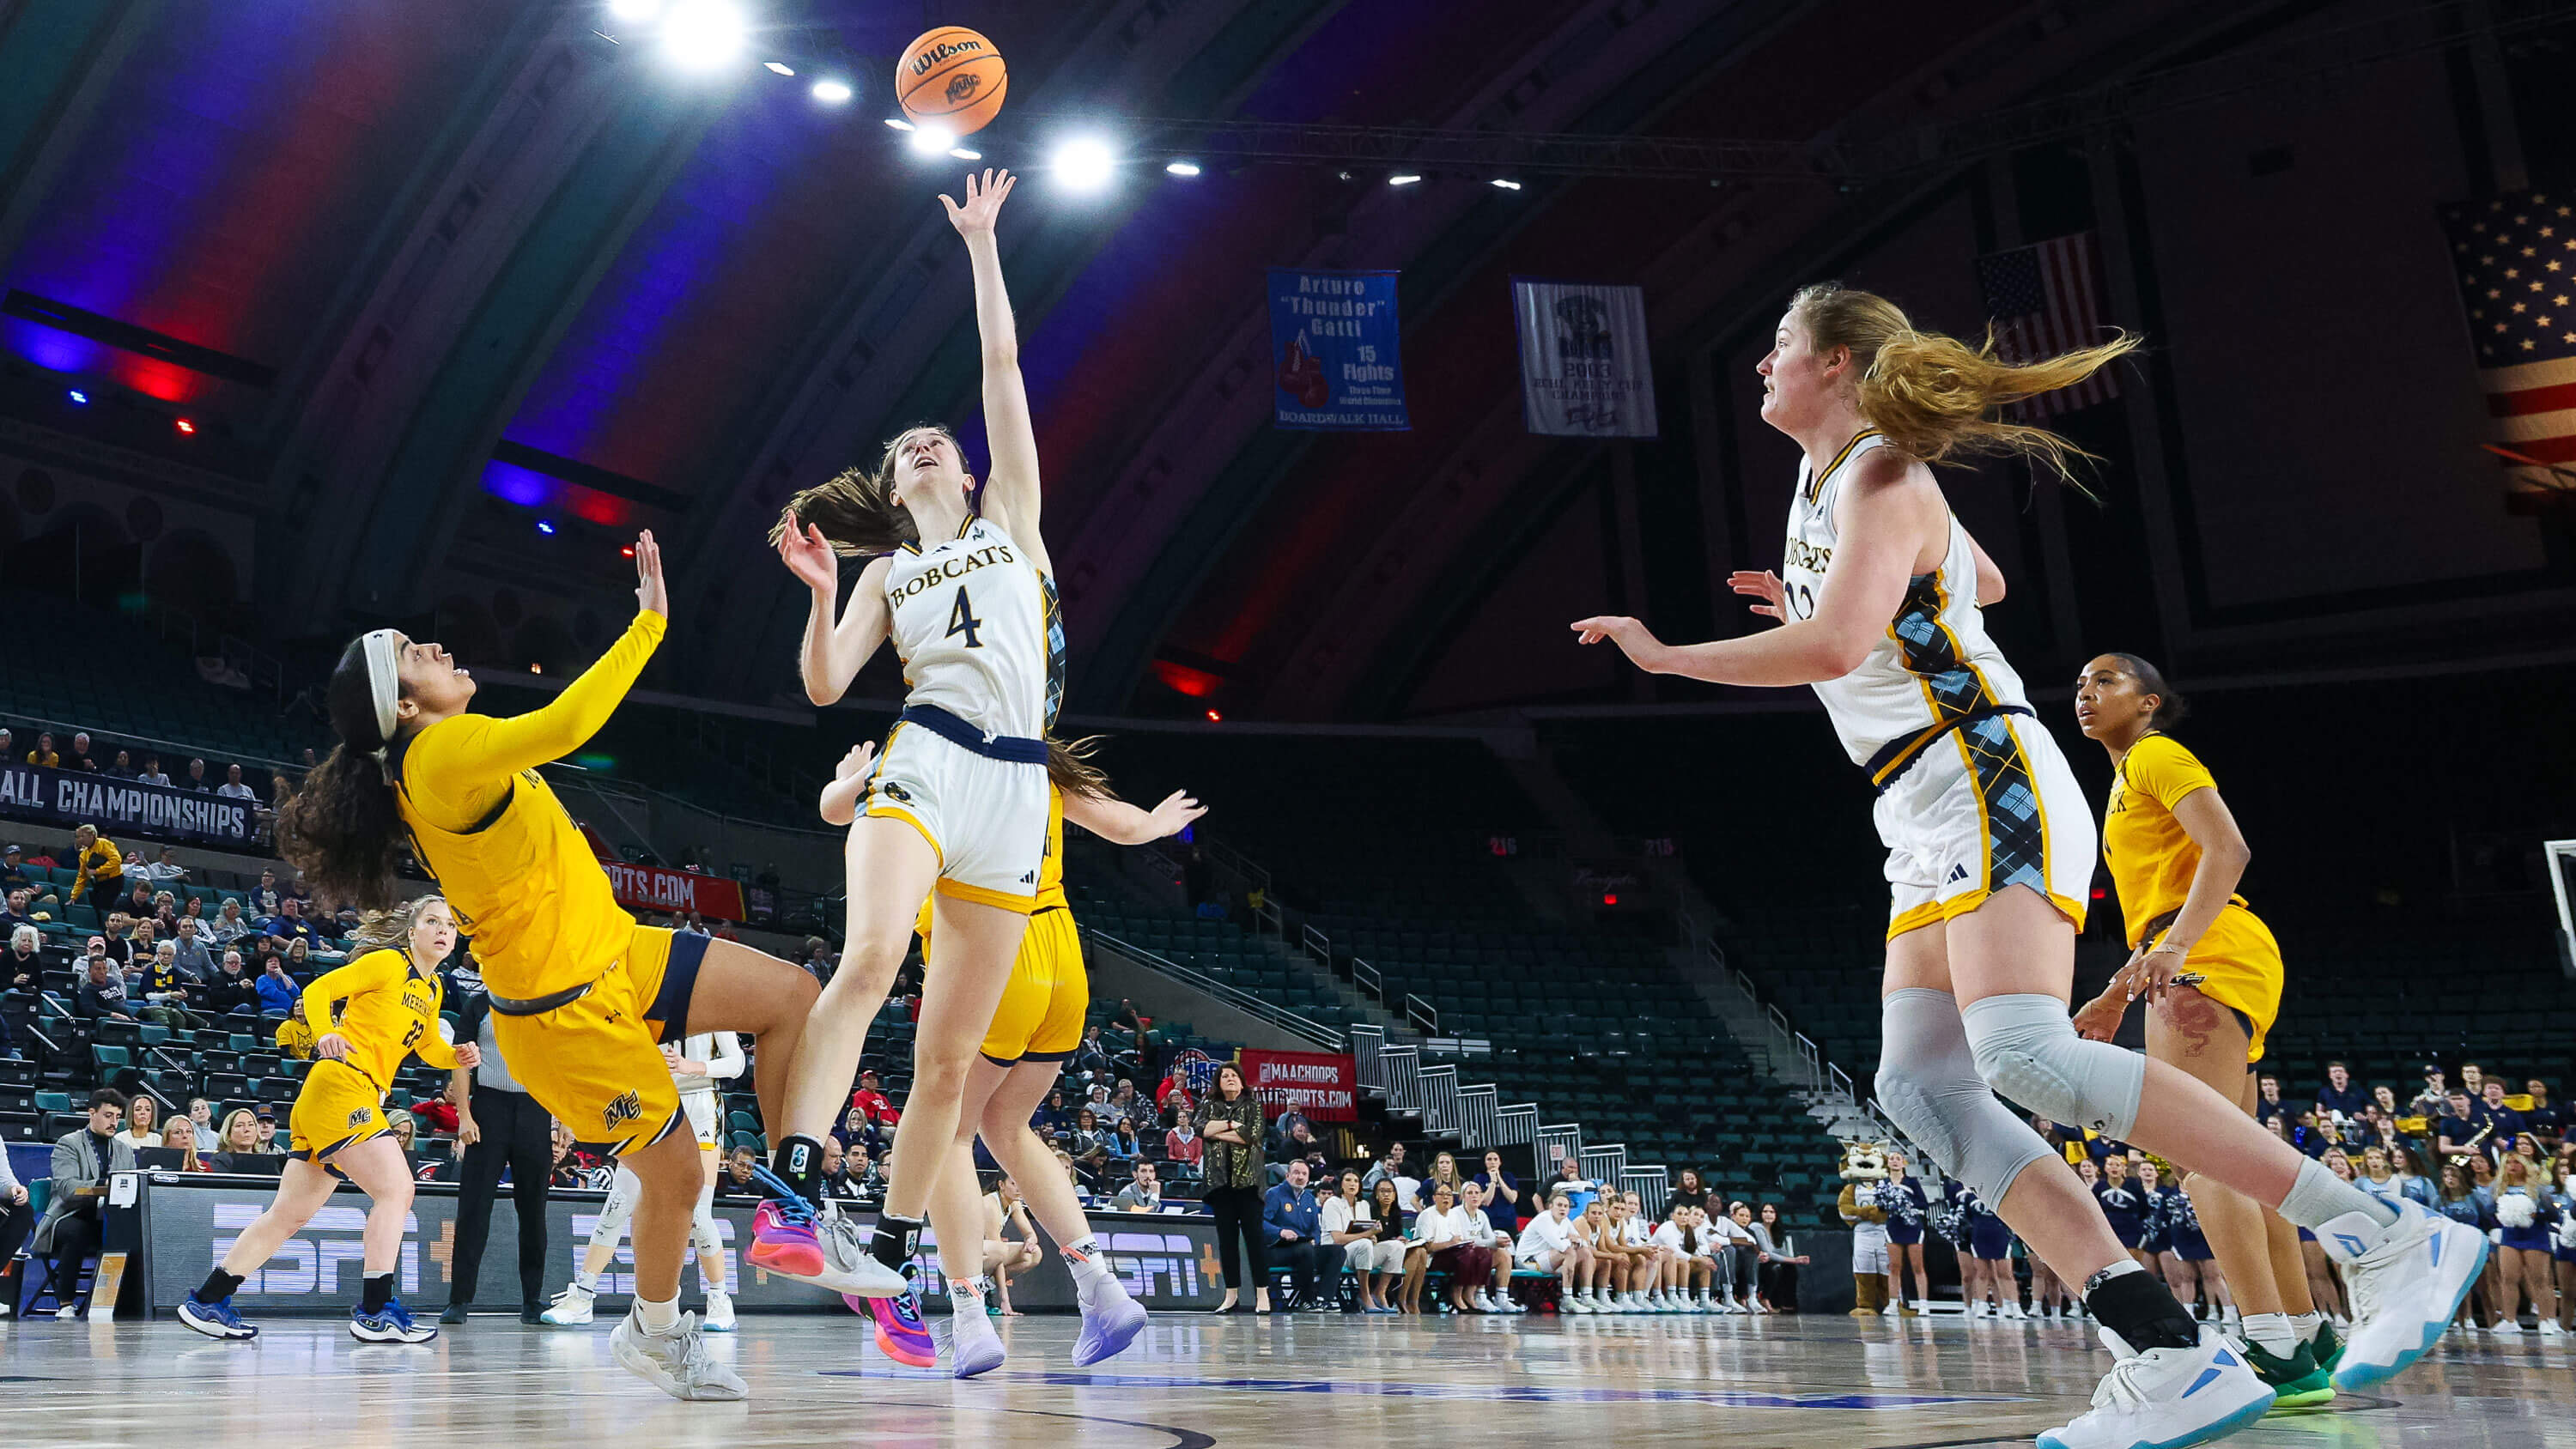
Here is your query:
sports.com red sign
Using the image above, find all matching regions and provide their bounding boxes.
[601,861,746,923]
[1240,1049,1358,1122]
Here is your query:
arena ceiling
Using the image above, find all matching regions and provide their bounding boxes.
[0,0,2400,720]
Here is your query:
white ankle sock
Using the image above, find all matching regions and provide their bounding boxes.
[952,1275,992,1315]
[573,1268,599,1293]
[1061,1235,1114,1286]
[2241,1311,2297,1355]
[635,1294,679,1333]
[2279,1157,2400,1234]
[2290,1310,2322,1340]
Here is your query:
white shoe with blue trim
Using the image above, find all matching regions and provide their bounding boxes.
[2038,1326,2273,1449]
[2316,1203,2489,1391]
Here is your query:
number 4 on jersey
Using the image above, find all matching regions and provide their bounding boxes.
[946,587,985,649]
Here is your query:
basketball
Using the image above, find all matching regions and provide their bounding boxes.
[897,26,1007,136]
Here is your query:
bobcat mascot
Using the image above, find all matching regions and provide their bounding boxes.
[1837,1140,1893,1316]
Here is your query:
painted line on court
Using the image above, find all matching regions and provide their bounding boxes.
[819,1368,2031,1408]
[842,1401,1214,1449]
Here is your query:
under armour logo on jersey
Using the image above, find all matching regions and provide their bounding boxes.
[1946,864,1969,883]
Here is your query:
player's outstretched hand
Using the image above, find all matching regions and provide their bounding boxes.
[632,530,668,618]
[775,512,840,593]
[1142,789,1207,841]
[834,739,878,781]
[940,167,1015,238]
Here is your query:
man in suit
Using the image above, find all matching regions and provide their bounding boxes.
[35,1089,135,1315]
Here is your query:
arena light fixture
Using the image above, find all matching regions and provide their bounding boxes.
[536,518,557,537]
[1388,173,1422,186]
[607,0,662,21]
[905,122,957,156]
[1052,136,1117,192]
[659,0,746,70]
[66,389,88,404]
[763,61,795,76]
[1165,161,1201,177]
[173,417,196,434]
[811,79,854,104]
[1491,178,1522,190]
[884,115,914,130]
[950,146,982,161]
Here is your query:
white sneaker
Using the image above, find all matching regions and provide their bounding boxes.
[2498,1318,2529,1334]
[1564,1292,1594,1313]
[1882,1300,1902,1316]
[1718,1293,1743,1314]
[951,1304,1006,1379]
[2002,1302,2027,1320]
[2316,1203,2489,1391]
[2538,1319,2565,1338]
[540,1283,596,1326]
[702,1288,736,1333]
[611,1309,746,1401]
[2037,1326,2273,1449]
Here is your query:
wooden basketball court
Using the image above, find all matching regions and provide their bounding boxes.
[3,1310,2567,1448]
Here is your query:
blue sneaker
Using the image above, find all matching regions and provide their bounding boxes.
[351,1297,438,1343]
[178,1294,258,1341]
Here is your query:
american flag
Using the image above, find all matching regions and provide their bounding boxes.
[1973,232,2118,418]
[2439,189,2576,493]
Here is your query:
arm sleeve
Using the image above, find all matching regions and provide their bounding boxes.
[702,1032,744,1082]
[402,610,666,832]
[298,951,402,1036]
[2125,736,2217,811]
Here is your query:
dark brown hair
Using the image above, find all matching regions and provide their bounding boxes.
[2101,652,2190,731]
[767,427,947,557]
[274,635,410,911]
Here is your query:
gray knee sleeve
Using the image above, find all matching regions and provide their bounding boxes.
[1960,992,2146,1141]
[1876,988,2055,1205]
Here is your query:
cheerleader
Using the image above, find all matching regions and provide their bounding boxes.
[2157,1179,2233,1325]
[1880,1149,1933,1315]
[1965,1183,2021,1318]
[2094,1155,2154,1275]
[2492,1155,2563,1335]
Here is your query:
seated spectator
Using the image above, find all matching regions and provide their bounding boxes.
[2411,1065,2452,1119]
[1109,997,1142,1034]
[0,845,32,896]
[211,1108,262,1165]
[1106,1077,1143,1127]
[1515,1191,1591,1311]
[112,1092,162,1152]
[204,950,259,1016]
[119,881,155,926]
[247,869,283,919]
[64,732,96,773]
[2316,1061,2367,1119]
[66,825,123,912]
[253,1109,283,1155]
[1111,1159,1163,1212]
[136,755,170,788]
[1163,1113,1203,1174]
[38,1089,132,1313]
[1363,1141,1421,1210]
[207,898,252,946]
[814,1137,862,1200]
[137,846,187,888]
[216,764,258,804]
[1319,1169,1390,1311]
[2252,1074,2287,1128]
[0,888,33,939]
[1726,1202,1769,1310]
[720,1146,761,1198]
[1034,1088,1072,1140]
[181,758,211,791]
[1753,1202,1807,1312]
[74,949,136,1023]
[2524,1078,2561,1146]
[1261,1159,1346,1312]
[1068,1107,1111,1179]
[168,916,214,979]
[1461,1179,1520,1313]
[1159,1087,1195,1133]
[1069,1027,1114,1082]
[1273,1115,1327,1181]
[848,1068,901,1126]
[1655,1200,1715,1308]
[981,1174,1045,1315]
[1107,1117,1144,1164]
[1540,1145,1595,1200]
[835,1105,886,1157]
[160,1113,210,1173]
[1413,1180,1490,1315]
[1667,1166,1711,1217]
[1472,1149,1523,1228]
[104,749,136,779]
[7,924,43,996]
[2482,1081,2526,1145]
[0,729,12,766]
[255,957,299,1015]
[284,937,314,974]
[407,1090,459,1137]
[137,941,202,1028]
[24,732,59,768]
[263,897,321,947]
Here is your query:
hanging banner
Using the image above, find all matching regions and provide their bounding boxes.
[1510,278,1660,438]
[1268,268,1408,431]
[1239,1048,1358,1122]
[0,763,256,846]
[599,860,747,923]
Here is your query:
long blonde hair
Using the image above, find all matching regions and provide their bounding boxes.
[343,894,447,958]
[1790,282,2138,487]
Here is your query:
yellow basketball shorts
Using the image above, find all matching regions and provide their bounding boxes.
[288,1058,389,1162]
[490,925,706,1156]
[2160,903,2285,1064]
[979,905,1088,1066]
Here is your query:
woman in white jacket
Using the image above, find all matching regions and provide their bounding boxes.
[1516,1192,1597,1312]
[1324,1170,1399,1313]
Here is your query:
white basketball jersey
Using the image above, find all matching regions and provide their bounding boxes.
[1780,430,2031,767]
[883,515,1055,740]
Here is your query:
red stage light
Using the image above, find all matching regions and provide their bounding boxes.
[1602,894,1618,906]
[621,545,637,558]
[173,418,196,434]
[1204,709,1222,723]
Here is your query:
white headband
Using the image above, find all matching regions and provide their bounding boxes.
[360,630,404,767]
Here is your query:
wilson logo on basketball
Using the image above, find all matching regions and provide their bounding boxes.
[602,1091,643,1130]
[910,38,983,74]
[945,72,981,104]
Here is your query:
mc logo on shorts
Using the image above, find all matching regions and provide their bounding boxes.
[346,1107,374,1128]
[603,1090,644,1131]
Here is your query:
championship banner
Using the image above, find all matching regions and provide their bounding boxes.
[0,763,256,846]
[600,860,747,923]
[1268,267,1408,430]
[1510,278,1660,438]
[1240,1048,1358,1122]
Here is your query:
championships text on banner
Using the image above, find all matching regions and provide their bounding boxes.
[0,763,256,846]
[1239,1048,1359,1121]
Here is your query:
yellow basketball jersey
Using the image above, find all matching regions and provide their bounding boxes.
[915,783,1065,940]
[394,611,664,999]
[2101,733,2244,948]
[295,947,454,1088]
